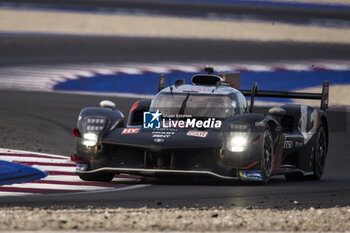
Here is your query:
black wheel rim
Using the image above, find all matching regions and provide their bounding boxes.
[263,130,273,177]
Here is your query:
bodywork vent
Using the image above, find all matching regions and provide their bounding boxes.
[192,75,223,86]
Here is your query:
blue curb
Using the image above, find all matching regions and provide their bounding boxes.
[0,160,47,186]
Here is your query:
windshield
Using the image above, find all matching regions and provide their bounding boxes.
[150,92,242,118]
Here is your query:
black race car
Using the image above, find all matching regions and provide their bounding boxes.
[72,67,329,183]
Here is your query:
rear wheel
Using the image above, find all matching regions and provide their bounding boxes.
[260,128,274,183]
[311,123,327,180]
[78,172,115,182]
[285,123,327,181]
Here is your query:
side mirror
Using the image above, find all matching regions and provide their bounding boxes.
[268,107,286,117]
[100,100,116,110]
[158,74,166,92]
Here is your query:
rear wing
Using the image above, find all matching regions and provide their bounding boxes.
[240,81,329,112]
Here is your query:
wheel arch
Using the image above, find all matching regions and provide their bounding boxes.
[266,118,279,135]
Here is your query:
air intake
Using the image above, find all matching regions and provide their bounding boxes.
[191,75,223,86]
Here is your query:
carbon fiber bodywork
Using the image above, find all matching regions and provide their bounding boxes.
[73,73,329,182]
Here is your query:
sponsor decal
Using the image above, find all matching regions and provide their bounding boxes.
[153,128,178,132]
[186,130,208,138]
[162,118,221,128]
[239,170,262,180]
[154,138,164,143]
[143,110,222,129]
[174,87,212,92]
[143,110,162,129]
[295,141,303,147]
[122,128,140,134]
[76,163,88,171]
[284,140,293,149]
[152,130,175,138]
[299,106,317,144]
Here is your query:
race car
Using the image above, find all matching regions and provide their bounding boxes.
[72,67,329,183]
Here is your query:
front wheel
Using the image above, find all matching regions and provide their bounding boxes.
[260,128,274,183]
[78,172,115,182]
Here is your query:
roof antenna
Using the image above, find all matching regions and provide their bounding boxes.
[205,65,214,74]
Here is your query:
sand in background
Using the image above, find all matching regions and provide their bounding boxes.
[0,9,350,44]
[295,85,350,106]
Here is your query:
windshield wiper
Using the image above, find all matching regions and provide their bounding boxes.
[178,93,190,115]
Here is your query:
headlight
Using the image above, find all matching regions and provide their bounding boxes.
[79,117,107,147]
[227,132,249,152]
[227,123,250,152]
[85,118,106,131]
[230,123,250,131]
[82,132,98,147]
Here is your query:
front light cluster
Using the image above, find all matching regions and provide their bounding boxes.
[82,132,98,147]
[86,118,106,131]
[86,126,104,131]
[227,123,250,152]
[81,117,107,147]
[87,118,105,124]
[227,133,249,152]
[230,123,250,131]
[85,117,107,132]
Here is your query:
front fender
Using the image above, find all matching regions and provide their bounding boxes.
[75,107,124,163]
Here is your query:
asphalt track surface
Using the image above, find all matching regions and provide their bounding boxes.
[0,90,349,209]
[2,36,350,66]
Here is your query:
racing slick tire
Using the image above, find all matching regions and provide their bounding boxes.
[78,172,115,182]
[310,122,328,180]
[260,128,274,183]
[285,122,327,181]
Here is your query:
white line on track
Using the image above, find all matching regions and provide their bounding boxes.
[0,148,68,159]
[1,183,109,191]
[31,165,77,172]
[0,156,70,164]
[42,175,140,183]
[42,175,83,182]
[0,192,30,197]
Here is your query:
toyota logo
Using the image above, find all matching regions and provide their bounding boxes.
[154,138,164,143]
